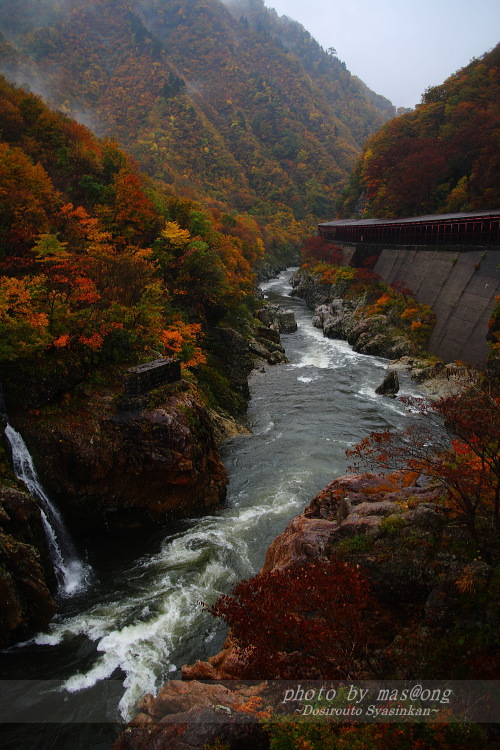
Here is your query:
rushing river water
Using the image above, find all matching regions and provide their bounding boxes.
[0,269,422,748]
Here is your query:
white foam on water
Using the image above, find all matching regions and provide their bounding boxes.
[255,419,275,435]
[356,386,421,419]
[19,268,430,726]
[31,464,312,719]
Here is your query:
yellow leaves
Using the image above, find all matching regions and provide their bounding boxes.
[363,147,374,165]
[0,276,50,360]
[160,221,191,249]
[0,276,47,330]
[133,247,154,259]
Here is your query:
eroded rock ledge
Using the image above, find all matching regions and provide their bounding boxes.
[182,471,448,683]
[11,388,229,533]
[0,483,56,646]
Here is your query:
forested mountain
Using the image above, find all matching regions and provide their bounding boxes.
[337,44,500,218]
[0,73,268,409]
[0,0,392,232]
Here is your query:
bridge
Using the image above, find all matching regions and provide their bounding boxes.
[317,210,500,366]
[318,210,500,246]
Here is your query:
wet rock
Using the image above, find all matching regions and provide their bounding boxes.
[256,326,280,344]
[304,471,421,521]
[352,500,400,516]
[12,391,228,533]
[375,370,400,396]
[388,357,471,400]
[256,304,297,333]
[277,310,297,333]
[262,516,334,572]
[335,514,383,539]
[206,327,254,401]
[291,269,416,358]
[0,484,56,646]
[113,681,270,750]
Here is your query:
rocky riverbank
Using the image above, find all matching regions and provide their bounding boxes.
[0,304,297,643]
[10,386,229,533]
[290,268,432,359]
[113,463,498,748]
[0,482,56,647]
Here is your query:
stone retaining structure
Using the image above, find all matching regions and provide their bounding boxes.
[337,242,500,365]
[124,358,181,396]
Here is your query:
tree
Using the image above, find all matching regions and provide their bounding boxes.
[346,379,500,540]
[207,559,377,679]
[0,143,59,255]
[300,235,342,265]
[0,275,49,359]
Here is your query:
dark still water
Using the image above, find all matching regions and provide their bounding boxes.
[0,269,421,748]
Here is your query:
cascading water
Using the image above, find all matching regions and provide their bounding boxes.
[0,269,426,748]
[2,424,91,597]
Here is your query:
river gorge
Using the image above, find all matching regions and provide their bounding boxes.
[1,269,425,749]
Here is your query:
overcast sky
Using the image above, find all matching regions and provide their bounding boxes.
[264,0,500,108]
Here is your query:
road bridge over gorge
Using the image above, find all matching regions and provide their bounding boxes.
[317,211,500,365]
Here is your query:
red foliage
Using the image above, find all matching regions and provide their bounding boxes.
[207,559,377,679]
[346,379,500,539]
[301,235,343,265]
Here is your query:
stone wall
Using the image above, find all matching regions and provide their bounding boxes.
[124,358,181,396]
[337,242,500,365]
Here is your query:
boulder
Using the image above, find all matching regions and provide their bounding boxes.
[262,516,335,572]
[334,514,383,539]
[276,310,297,333]
[290,270,418,358]
[113,681,270,750]
[206,327,254,401]
[256,304,297,333]
[375,370,400,396]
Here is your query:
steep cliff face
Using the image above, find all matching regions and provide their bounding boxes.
[0,482,56,646]
[11,385,228,532]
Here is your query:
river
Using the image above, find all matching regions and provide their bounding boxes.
[0,269,421,748]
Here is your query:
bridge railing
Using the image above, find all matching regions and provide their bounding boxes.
[319,215,500,246]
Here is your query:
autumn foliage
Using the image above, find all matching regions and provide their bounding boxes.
[0,75,262,374]
[347,379,500,540]
[338,44,500,217]
[207,559,377,679]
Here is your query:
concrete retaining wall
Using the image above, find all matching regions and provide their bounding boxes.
[372,246,500,364]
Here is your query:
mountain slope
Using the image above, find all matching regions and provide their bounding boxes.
[0,0,392,226]
[337,44,500,218]
[0,73,265,397]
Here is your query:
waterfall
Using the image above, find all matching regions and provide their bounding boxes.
[3,423,91,596]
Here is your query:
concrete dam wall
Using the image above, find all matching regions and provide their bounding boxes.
[343,243,500,365]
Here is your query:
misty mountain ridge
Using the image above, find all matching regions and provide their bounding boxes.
[0,0,393,226]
